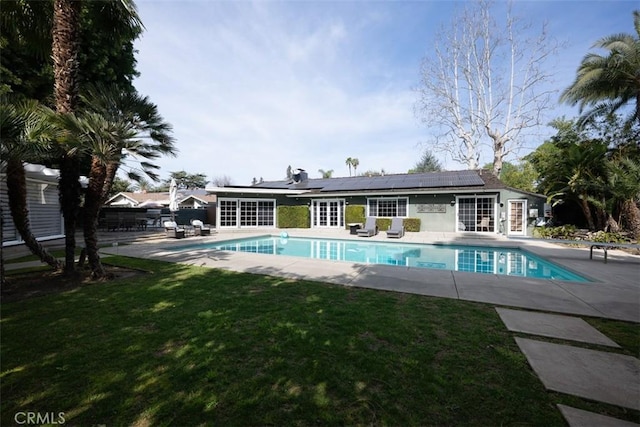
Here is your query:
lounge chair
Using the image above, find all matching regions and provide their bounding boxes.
[357,217,378,237]
[386,217,404,238]
[164,221,185,238]
[190,219,212,236]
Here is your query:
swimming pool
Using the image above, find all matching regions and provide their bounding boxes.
[174,235,590,283]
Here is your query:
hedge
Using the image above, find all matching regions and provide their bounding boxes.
[277,205,310,228]
[343,207,422,232]
[345,205,366,227]
[377,217,421,232]
[403,218,421,232]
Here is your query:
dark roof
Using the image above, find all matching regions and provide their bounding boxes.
[252,170,486,193]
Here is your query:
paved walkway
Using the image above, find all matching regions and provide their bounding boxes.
[496,308,639,425]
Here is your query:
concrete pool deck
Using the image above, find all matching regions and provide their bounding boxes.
[99,228,640,323]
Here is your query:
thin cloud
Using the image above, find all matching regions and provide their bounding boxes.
[132,0,636,185]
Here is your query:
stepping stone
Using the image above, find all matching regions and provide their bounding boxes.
[496,308,620,347]
[515,338,640,410]
[557,404,640,427]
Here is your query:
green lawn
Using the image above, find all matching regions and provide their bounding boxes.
[2,256,638,426]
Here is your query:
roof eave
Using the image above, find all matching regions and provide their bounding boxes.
[288,187,502,198]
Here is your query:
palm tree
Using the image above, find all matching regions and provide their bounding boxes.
[560,10,640,126]
[5,0,143,274]
[345,157,353,176]
[73,84,175,278]
[351,158,359,176]
[318,169,334,179]
[608,153,640,239]
[52,0,83,274]
[0,99,62,272]
[51,0,142,274]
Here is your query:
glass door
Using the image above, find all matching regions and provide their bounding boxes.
[312,200,345,228]
[508,200,527,236]
[457,196,496,232]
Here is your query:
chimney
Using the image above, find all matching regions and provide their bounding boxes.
[293,168,308,183]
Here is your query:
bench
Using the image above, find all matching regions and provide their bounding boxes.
[509,237,640,263]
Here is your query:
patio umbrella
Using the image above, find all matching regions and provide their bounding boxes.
[169,178,179,220]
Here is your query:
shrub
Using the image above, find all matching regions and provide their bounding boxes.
[588,231,626,243]
[277,206,310,228]
[372,217,421,232]
[404,218,421,232]
[533,225,577,239]
[376,218,391,231]
[345,205,365,228]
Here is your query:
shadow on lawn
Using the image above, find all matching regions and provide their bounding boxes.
[1,258,385,426]
[8,251,633,425]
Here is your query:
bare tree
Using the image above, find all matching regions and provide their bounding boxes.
[416,0,559,176]
[211,175,233,187]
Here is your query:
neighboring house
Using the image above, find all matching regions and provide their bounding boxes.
[104,190,217,227]
[105,191,168,207]
[105,190,216,209]
[178,194,217,210]
[205,169,548,236]
[1,163,66,246]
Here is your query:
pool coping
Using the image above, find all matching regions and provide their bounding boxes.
[101,228,640,323]
[184,233,592,283]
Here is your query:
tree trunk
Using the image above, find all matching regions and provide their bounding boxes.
[595,204,608,232]
[53,0,81,275]
[605,214,620,233]
[621,199,640,240]
[52,0,80,115]
[6,159,62,270]
[488,127,508,177]
[100,161,119,204]
[83,156,107,279]
[578,196,596,231]
[59,154,81,273]
[492,142,503,177]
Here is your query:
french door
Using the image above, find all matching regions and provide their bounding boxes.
[507,200,527,236]
[312,200,345,228]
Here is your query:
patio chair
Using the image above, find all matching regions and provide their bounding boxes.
[190,219,212,236]
[164,221,185,239]
[357,217,378,237]
[477,217,491,232]
[386,217,405,238]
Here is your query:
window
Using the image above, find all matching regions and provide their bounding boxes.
[257,201,274,226]
[220,198,275,228]
[219,200,237,227]
[367,198,408,217]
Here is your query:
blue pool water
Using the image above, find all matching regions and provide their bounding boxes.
[174,235,590,283]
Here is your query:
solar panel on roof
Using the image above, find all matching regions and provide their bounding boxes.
[342,171,482,191]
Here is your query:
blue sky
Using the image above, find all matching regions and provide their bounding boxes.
[132,0,636,186]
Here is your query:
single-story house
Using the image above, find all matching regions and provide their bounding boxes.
[105,191,216,210]
[205,169,549,236]
[1,163,66,246]
[104,190,217,227]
